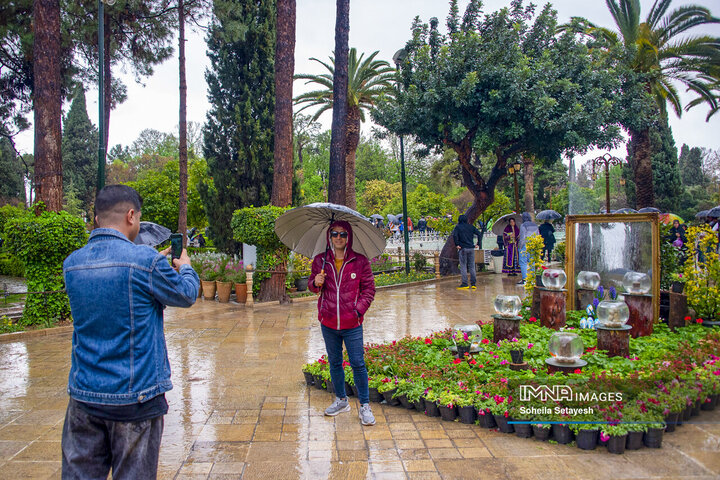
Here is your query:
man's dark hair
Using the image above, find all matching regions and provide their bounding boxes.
[95,185,143,222]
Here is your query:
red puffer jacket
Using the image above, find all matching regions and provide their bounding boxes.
[308,220,376,330]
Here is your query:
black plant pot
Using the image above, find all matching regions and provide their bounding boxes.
[607,435,627,454]
[691,400,701,416]
[478,411,497,428]
[682,405,692,421]
[664,412,679,432]
[425,400,440,417]
[303,371,314,386]
[493,414,514,434]
[413,399,425,412]
[598,434,609,447]
[510,349,524,364]
[295,276,309,292]
[350,384,359,397]
[676,409,684,426]
[345,381,354,396]
[575,429,598,450]
[701,396,715,411]
[439,405,458,421]
[513,421,532,438]
[552,424,573,444]
[398,394,414,409]
[626,431,644,450]
[458,406,476,424]
[643,428,664,448]
[670,281,684,293]
[369,387,383,403]
[532,426,551,441]
[457,345,470,358]
[382,388,401,406]
[313,374,324,390]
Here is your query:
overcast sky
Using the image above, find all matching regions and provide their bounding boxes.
[14,0,720,169]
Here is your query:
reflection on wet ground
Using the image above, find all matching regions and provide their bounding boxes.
[1,274,719,479]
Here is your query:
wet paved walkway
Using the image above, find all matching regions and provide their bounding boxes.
[1,274,719,479]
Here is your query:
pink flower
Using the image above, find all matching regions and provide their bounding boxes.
[527,343,534,349]
[481,339,489,344]
[600,432,610,442]
[500,360,508,365]
[511,337,518,342]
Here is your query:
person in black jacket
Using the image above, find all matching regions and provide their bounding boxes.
[452,214,482,290]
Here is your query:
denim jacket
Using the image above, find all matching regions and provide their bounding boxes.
[63,228,199,405]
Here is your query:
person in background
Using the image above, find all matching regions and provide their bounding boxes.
[417,217,427,233]
[538,220,556,262]
[502,218,520,277]
[308,221,377,426]
[517,212,540,286]
[452,214,482,290]
[61,185,199,480]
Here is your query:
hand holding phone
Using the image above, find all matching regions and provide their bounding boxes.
[170,233,183,260]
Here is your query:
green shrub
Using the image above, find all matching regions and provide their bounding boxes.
[412,252,427,272]
[0,253,24,277]
[4,203,88,326]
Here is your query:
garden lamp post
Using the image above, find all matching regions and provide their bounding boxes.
[97,0,115,192]
[508,159,522,211]
[393,48,410,274]
[591,153,623,214]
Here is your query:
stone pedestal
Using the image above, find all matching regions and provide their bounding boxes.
[624,293,653,338]
[576,288,596,311]
[667,292,688,331]
[509,362,530,371]
[538,287,566,330]
[492,314,521,343]
[596,325,631,357]
[546,358,587,374]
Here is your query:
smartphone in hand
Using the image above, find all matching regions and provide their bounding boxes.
[170,233,183,260]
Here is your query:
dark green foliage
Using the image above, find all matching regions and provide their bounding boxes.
[62,87,99,219]
[412,252,427,272]
[202,0,276,253]
[3,203,87,326]
[0,137,26,204]
[650,119,681,213]
[678,144,705,187]
[0,204,26,276]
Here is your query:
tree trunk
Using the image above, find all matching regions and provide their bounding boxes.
[257,264,290,304]
[103,13,111,154]
[328,0,349,205]
[522,154,534,218]
[177,0,188,244]
[629,127,654,208]
[344,106,361,209]
[33,0,63,211]
[271,0,295,207]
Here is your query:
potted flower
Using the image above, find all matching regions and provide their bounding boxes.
[377,377,400,406]
[301,363,315,386]
[200,266,219,300]
[436,390,459,421]
[670,272,686,293]
[453,330,472,357]
[367,376,384,403]
[393,379,415,409]
[456,392,476,424]
[508,404,532,438]
[423,387,441,417]
[474,392,497,428]
[215,257,233,303]
[643,422,665,448]
[488,395,514,433]
[570,422,600,450]
[532,423,551,441]
[226,262,247,303]
[602,423,631,454]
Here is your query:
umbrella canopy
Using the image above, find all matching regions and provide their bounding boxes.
[658,213,683,225]
[370,214,384,220]
[491,213,523,236]
[134,221,171,247]
[274,203,387,259]
[638,207,661,213]
[708,206,720,218]
[535,210,562,221]
[615,208,638,214]
[696,210,710,219]
[386,214,398,224]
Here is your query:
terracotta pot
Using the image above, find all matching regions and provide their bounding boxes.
[234,283,247,303]
[216,281,232,303]
[201,280,216,300]
[197,282,202,298]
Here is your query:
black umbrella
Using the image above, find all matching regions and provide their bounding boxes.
[535,210,562,221]
[638,207,661,213]
[696,210,710,219]
[708,206,720,218]
[615,208,638,214]
[134,222,172,247]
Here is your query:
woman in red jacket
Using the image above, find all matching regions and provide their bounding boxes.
[308,220,376,425]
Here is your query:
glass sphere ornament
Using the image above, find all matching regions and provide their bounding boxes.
[452,324,482,346]
[493,295,522,318]
[577,271,601,290]
[541,269,567,289]
[596,300,630,328]
[622,271,651,294]
[548,331,584,364]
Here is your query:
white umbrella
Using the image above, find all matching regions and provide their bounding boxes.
[134,221,171,247]
[274,203,386,259]
[491,213,523,236]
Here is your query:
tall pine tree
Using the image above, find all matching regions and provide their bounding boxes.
[201,0,275,253]
[650,118,681,213]
[62,86,98,220]
[678,144,706,187]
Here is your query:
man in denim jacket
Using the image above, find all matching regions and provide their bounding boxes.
[61,185,199,479]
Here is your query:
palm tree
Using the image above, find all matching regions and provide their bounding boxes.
[564,0,720,208]
[295,48,395,208]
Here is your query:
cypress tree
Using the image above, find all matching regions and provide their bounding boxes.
[651,118,681,212]
[201,0,275,253]
[0,137,26,205]
[678,144,705,187]
[62,86,98,219]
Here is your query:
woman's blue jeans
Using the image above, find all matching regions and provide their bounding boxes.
[321,324,369,404]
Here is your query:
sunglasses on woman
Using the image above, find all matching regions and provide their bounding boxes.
[330,231,348,238]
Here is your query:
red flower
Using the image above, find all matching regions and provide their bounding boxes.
[342,361,350,367]
[573,369,582,374]
[684,316,692,322]
[453,358,463,365]
[424,338,432,345]
[697,318,704,324]
[528,317,537,323]
[481,338,490,344]
[469,359,477,365]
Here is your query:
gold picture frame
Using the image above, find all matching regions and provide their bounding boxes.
[565,213,660,321]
